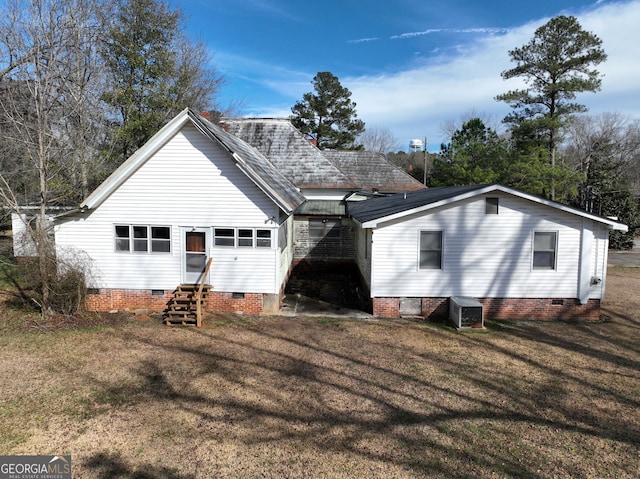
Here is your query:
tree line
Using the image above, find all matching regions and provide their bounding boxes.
[0,0,225,212]
[387,16,639,249]
[1,6,637,314]
[0,0,225,314]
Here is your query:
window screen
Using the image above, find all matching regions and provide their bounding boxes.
[151,226,171,252]
[214,228,235,246]
[115,225,130,251]
[419,231,443,269]
[533,231,557,270]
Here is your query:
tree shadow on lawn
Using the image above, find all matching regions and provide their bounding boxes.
[85,451,194,479]
[82,320,640,478]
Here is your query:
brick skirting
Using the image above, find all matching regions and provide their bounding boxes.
[85,289,264,315]
[373,297,602,321]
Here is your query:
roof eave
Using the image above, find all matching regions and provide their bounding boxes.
[189,111,304,214]
[233,154,304,215]
[81,108,192,209]
[359,184,629,231]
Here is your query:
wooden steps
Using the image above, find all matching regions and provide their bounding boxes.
[164,285,211,326]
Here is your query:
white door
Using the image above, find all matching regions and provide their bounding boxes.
[182,227,209,284]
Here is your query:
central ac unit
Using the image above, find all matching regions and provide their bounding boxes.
[449,296,484,329]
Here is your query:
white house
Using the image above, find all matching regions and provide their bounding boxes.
[43,109,627,321]
[348,185,628,320]
[222,118,425,262]
[54,109,305,314]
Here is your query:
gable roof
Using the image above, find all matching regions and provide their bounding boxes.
[222,118,357,189]
[81,109,305,214]
[322,150,425,192]
[348,184,629,231]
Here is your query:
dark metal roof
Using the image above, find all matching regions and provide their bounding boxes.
[322,150,425,192]
[295,200,346,216]
[347,185,490,224]
[347,184,628,231]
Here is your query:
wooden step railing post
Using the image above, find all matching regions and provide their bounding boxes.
[195,257,213,327]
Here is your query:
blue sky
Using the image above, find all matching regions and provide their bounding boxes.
[177,0,640,151]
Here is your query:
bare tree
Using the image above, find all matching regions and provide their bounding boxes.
[440,109,503,146]
[562,113,640,247]
[563,113,640,190]
[357,125,399,153]
[56,0,115,200]
[0,0,111,313]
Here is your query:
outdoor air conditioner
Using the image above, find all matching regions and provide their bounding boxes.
[449,296,484,329]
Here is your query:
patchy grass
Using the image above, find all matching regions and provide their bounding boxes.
[0,268,638,478]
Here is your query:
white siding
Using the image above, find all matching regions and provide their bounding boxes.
[210,247,276,293]
[11,213,35,257]
[370,194,594,299]
[300,188,352,200]
[590,224,610,298]
[11,213,55,257]
[277,215,295,290]
[55,124,283,292]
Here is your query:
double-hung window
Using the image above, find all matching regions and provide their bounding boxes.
[419,231,443,270]
[533,231,557,270]
[151,226,171,252]
[115,225,171,253]
[256,229,272,247]
[214,228,235,246]
[213,228,272,248]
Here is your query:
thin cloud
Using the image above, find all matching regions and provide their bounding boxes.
[228,0,640,148]
[345,0,640,146]
[348,37,380,44]
[391,28,511,40]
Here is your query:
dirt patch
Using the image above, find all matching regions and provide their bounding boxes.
[0,267,639,478]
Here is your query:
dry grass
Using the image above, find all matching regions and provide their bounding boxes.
[1,267,639,478]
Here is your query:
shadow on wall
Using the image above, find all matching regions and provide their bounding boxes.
[285,260,372,314]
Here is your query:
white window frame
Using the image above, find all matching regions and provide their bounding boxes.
[419,230,443,270]
[115,225,171,254]
[532,231,558,270]
[213,227,273,248]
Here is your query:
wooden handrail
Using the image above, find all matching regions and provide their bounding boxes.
[195,257,213,327]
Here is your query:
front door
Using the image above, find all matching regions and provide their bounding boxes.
[182,228,209,284]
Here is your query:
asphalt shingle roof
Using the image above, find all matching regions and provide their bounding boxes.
[322,150,425,192]
[348,185,489,224]
[222,119,356,189]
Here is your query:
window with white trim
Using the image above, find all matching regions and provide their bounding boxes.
[256,229,272,247]
[115,225,171,253]
[214,228,235,246]
[213,228,272,248]
[533,231,557,270]
[419,231,443,269]
[238,229,253,247]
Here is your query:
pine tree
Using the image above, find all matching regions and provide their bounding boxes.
[291,72,365,150]
[496,16,606,199]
